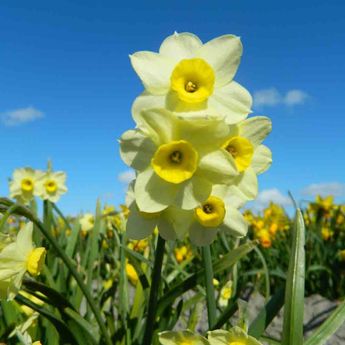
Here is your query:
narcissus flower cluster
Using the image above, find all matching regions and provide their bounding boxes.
[159,327,263,345]
[120,32,272,246]
[9,165,67,204]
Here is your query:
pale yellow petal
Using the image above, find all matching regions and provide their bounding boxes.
[189,222,218,246]
[159,32,202,62]
[198,34,243,87]
[252,145,272,175]
[238,116,272,147]
[134,168,178,213]
[198,150,238,184]
[129,52,175,94]
[119,129,156,171]
[126,203,156,240]
[209,81,252,124]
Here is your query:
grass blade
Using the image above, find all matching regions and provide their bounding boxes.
[305,299,345,345]
[282,208,305,345]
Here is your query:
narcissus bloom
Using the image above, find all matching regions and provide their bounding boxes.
[219,280,233,307]
[126,183,247,246]
[0,223,46,300]
[36,171,67,203]
[159,330,209,345]
[9,168,43,204]
[183,185,248,246]
[79,213,95,234]
[131,32,252,125]
[221,116,272,201]
[126,262,139,285]
[120,108,238,212]
[208,327,263,345]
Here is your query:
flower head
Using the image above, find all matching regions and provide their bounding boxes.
[126,183,248,246]
[0,223,46,300]
[79,213,95,234]
[208,327,262,345]
[9,168,43,204]
[130,32,252,125]
[120,108,238,212]
[159,330,209,345]
[36,171,67,203]
[221,116,272,202]
[219,280,233,307]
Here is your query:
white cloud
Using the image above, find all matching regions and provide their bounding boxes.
[118,170,135,184]
[253,88,308,108]
[1,106,44,126]
[301,182,345,198]
[251,188,292,210]
[253,88,282,107]
[284,89,308,106]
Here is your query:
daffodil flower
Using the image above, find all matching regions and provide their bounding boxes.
[208,327,263,345]
[9,168,44,204]
[126,183,247,246]
[36,171,68,203]
[79,213,95,234]
[0,223,46,300]
[120,108,238,212]
[159,330,209,345]
[219,280,233,307]
[183,185,248,246]
[221,116,272,201]
[130,32,252,125]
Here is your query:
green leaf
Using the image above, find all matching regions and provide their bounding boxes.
[281,208,305,345]
[248,287,285,338]
[64,307,99,345]
[304,299,345,345]
[15,294,77,344]
[157,240,257,315]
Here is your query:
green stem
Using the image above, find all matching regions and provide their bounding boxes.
[143,235,166,345]
[202,245,217,329]
[254,246,270,302]
[0,200,112,345]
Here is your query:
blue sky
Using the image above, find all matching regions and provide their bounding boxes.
[0,0,344,213]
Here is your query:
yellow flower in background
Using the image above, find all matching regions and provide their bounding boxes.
[0,223,46,300]
[159,330,209,345]
[219,280,233,307]
[120,204,130,219]
[36,171,67,203]
[126,262,139,285]
[128,239,149,253]
[321,227,332,241]
[9,168,43,204]
[256,229,272,248]
[79,213,95,235]
[316,195,334,211]
[120,108,238,213]
[131,32,252,125]
[102,205,125,232]
[269,223,278,236]
[213,278,220,287]
[174,245,192,263]
[208,327,263,345]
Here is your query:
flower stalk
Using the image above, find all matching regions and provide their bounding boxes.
[143,235,166,345]
[202,245,217,329]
